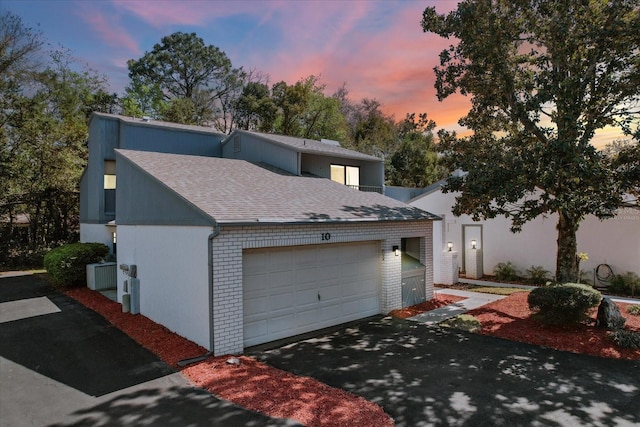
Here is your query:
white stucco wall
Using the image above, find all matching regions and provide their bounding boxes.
[116,225,212,349]
[80,223,116,254]
[412,191,639,283]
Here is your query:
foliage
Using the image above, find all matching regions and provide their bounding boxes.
[233,80,277,132]
[528,283,602,326]
[386,113,447,187]
[526,265,550,285]
[609,272,640,297]
[422,0,640,283]
[493,262,520,281]
[439,314,481,333]
[1,11,112,268]
[628,305,640,316]
[127,32,233,125]
[608,329,640,349]
[43,242,109,287]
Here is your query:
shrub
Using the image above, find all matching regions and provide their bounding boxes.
[43,242,109,287]
[493,262,520,281]
[526,265,550,285]
[528,283,602,326]
[440,314,482,333]
[609,272,640,296]
[628,305,640,316]
[608,329,640,349]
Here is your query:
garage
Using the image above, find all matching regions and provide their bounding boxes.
[243,241,380,347]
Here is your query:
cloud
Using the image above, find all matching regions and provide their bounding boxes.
[75,3,140,55]
[249,2,466,128]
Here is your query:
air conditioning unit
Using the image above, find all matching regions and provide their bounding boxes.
[86,262,117,291]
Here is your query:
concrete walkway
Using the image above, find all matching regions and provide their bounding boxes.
[407,288,507,325]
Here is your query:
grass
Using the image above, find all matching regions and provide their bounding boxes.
[467,286,529,296]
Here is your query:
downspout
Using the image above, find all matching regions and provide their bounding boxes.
[177,222,220,367]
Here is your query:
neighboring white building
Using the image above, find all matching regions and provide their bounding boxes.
[81,113,437,355]
[408,180,639,285]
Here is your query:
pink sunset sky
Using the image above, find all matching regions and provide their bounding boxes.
[2,0,625,145]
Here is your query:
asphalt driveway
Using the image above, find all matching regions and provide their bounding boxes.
[251,315,640,427]
[0,273,298,427]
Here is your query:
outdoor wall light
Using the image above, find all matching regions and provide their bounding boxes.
[447,242,453,252]
[112,232,117,244]
[393,245,400,256]
[471,239,477,249]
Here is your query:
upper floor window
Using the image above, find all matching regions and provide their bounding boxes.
[330,164,359,187]
[104,160,116,215]
[104,160,116,189]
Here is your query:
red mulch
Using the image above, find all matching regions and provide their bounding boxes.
[467,292,640,360]
[64,287,393,427]
[389,293,466,319]
[183,356,393,427]
[65,287,207,366]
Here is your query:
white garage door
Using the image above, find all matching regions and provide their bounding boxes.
[243,241,380,347]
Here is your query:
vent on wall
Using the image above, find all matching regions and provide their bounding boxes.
[87,262,117,290]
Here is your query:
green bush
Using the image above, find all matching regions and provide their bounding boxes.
[493,262,520,281]
[608,329,640,349]
[43,242,109,287]
[440,314,482,333]
[526,265,550,285]
[528,283,602,326]
[628,305,640,316]
[609,272,640,296]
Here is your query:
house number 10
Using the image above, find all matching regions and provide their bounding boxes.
[321,233,331,241]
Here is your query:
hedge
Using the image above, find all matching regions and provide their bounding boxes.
[43,242,109,287]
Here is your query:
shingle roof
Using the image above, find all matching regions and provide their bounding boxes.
[224,130,382,162]
[90,112,226,136]
[116,149,438,225]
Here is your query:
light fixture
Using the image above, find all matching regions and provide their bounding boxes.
[112,232,117,244]
[392,245,400,256]
[447,242,453,252]
[471,239,477,249]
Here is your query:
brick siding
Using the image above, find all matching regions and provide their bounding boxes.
[210,220,433,355]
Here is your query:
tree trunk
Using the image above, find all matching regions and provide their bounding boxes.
[555,211,579,283]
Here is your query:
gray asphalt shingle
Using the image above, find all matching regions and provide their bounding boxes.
[117,149,437,224]
[224,130,382,162]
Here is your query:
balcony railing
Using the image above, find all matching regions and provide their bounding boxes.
[347,185,383,194]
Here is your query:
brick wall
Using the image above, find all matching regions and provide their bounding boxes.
[210,220,433,355]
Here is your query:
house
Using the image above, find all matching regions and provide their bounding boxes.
[407,179,639,285]
[81,113,438,355]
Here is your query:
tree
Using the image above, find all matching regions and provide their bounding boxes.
[349,98,397,158]
[422,0,640,282]
[234,80,277,132]
[1,22,112,264]
[387,113,447,187]
[127,32,233,125]
[271,78,312,136]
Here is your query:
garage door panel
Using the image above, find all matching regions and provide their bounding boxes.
[318,305,342,322]
[295,267,319,285]
[295,288,320,306]
[319,284,341,301]
[294,248,317,267]
[343,296,379,317]
[268,249,296,272]
[244,294,269,316]
[269,313,296,334]
[315,265,339,282]
[244,241,380,347]
[270,292,294,311]
[268,270,294,289]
